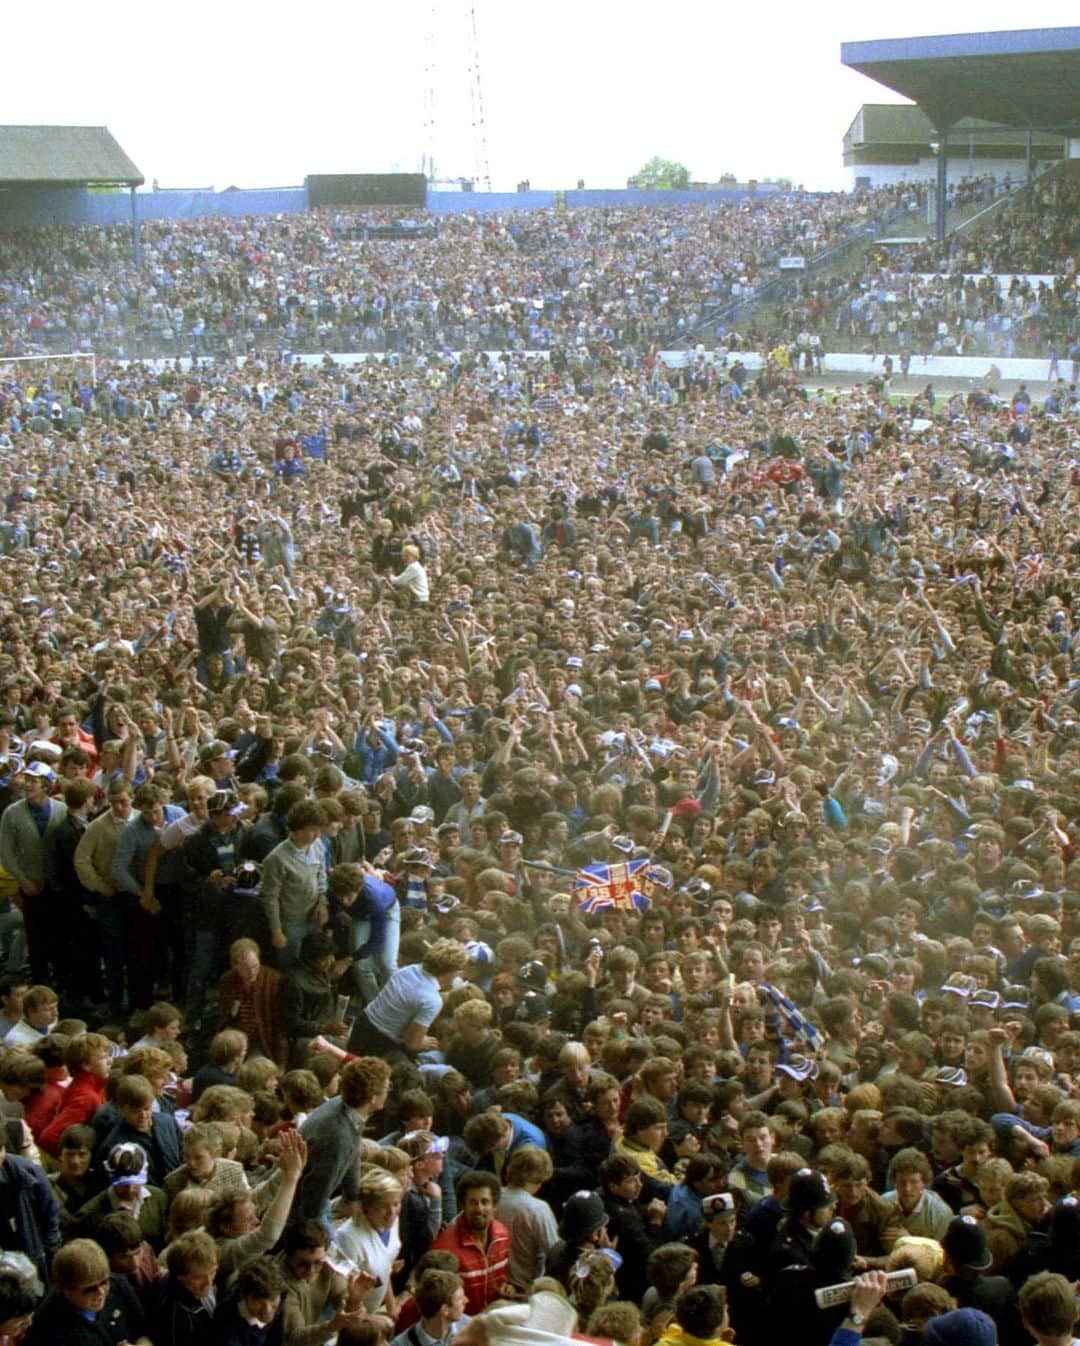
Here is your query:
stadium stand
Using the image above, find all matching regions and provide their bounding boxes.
[1,27,1080,1346]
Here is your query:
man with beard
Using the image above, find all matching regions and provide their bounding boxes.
[432,1172,510,1314]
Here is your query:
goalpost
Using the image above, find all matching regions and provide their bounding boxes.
[0,350,97,390]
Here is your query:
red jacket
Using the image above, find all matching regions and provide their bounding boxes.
[50,727,99,771]
[431,1214,511,1314]
[37,1068,107,1155]
[23,1068,68,1141]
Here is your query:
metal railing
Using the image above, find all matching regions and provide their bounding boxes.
[665,202,915,349]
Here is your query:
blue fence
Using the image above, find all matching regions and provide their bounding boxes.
[427,190,555,213]
[565,188,778,208]
[0,182,798,232]
[0,185,308,230]
[426,187,784,214]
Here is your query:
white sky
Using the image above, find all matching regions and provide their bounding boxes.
[3,3,1079,193]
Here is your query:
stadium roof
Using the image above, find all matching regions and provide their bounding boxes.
[0,126,143,186]
[841,27,1080,133]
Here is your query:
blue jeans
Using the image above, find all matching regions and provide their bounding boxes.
[347,907,400,1002]
[272,917,317,969]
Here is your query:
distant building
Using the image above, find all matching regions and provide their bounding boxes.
[843,105,1065,190]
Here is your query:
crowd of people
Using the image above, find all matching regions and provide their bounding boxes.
[0,186,912,361]
[766,175,1080,364]
[0,181,1078,1346]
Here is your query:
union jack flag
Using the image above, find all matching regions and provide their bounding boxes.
[575,858,653,914]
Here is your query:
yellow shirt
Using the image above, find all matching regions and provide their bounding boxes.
[614,1137,676,1185]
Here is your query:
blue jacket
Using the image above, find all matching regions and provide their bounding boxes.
[0,1154,60,1281]
[351,728,399,784]
[507,1112,548,1152]
[662,1181,704,1241]
[111,806,184,895]
[991,1112,1080,1157]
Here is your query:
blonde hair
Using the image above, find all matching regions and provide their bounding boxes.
[191,1084,254,1123]
[357,1168,404,1210]
[886,1236,944,1282]
[235,1057,281,1095]
[453,999,493,1030]
[976,1156,1014,1192]
[165,1188,214,1245]
[844,1084,882,1114]
[369,1146,411,1177]
[53,1239,109,1291]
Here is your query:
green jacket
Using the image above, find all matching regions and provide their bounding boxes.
[0,796,68,891]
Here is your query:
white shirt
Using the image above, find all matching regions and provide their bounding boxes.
[3,1019,49,1048]
[333,1213,401,1312]
[365,963,443,1042]
[159,810,206,851]
[390,561,429,604]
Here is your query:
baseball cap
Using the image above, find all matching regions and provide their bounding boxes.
[401,1131,450,1157]
[21,761,56,781]
[200,739,236,762]
[208,790,245,817]
[409,806,435,824]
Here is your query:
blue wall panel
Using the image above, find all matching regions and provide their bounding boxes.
[0,186,308,230]
[427,191,556,213]
[1,183,803,231]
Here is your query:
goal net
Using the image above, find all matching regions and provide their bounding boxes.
[0,351,97,395]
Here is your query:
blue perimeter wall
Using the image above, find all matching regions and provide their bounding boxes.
[0,183,789,229]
